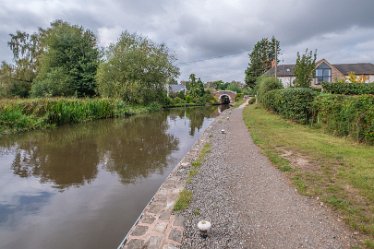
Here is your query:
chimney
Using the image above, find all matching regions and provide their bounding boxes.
[271,59,276,68]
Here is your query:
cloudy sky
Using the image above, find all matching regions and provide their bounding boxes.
[0,0,373,82]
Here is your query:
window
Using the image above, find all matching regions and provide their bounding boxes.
[315,63,331,84]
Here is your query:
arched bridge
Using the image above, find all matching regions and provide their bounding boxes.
[213,90,237,104]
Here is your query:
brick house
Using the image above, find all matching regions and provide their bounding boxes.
[265,59,374,87]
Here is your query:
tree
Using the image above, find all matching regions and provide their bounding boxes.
[96,32,179,104]
[32,20,99,97]
[186,74,205,98]
[0,62,13,97]
[227,81,242,93]
[294,49,317,87]
[245,37,280,88]
[1,30,43,97]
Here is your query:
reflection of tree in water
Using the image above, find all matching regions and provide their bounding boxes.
[0,111,179,188]
[185,106,219,136]
[167,108,186,122]
[0,107,219,189]
[1,128,100,189]
[95,112,178,184]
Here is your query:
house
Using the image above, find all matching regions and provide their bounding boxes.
[265,59,374,87]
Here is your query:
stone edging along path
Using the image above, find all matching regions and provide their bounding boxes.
[118,112,219,249]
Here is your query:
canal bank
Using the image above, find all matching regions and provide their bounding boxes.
[118,113,217,249]
[118,104,238,249]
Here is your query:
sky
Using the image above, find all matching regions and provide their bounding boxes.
[0,0,374,82]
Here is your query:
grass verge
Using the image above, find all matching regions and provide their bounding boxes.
[243,104,374,248]
[175,142,212,211]
[186,143,211,183]
[173,189,193,212]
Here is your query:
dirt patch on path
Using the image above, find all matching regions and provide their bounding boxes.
[180,107,356,249]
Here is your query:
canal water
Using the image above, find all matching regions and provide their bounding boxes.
[0,106,226,249]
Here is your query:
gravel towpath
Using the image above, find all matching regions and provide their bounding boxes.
[180,105,355,249]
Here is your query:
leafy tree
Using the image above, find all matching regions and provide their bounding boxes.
[294,49,317,87]
[32,20,99,97]
[218,82,229,90]
[347,71,367,83]
[0,62,13,97]
[348,72,358,83]
[186,74,205,98]
[0,31,43,97]
[96,32,179,104]
[206,80,225,90]
[245,37,280,88]
[227,81,242,93]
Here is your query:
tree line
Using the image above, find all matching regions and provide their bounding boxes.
[0,20,179,104]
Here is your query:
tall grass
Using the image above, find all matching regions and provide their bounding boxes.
[0,98,160,134]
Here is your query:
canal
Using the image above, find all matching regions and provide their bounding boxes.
[0,106,226,249]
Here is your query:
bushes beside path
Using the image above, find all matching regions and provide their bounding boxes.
[256,77,374,144]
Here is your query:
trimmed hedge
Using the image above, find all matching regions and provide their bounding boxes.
[262,88,317,124]
[322,82,374,95]
[259,84,374,144]
[313,94,374,144]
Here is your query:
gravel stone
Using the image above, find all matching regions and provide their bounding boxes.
[169,228,183,243]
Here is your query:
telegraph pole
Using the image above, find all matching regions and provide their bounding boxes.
[274,42,277,78]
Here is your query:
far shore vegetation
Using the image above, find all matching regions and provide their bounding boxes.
[0,20,253,135]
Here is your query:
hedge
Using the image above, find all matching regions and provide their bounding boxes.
[256,76,283,104]
[322,82,374,95]
[313,94,374,144]
[262,88,317,124]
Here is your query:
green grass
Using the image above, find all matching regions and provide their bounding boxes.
[174,144,211,212]
[233,96,245,108]
[186,143,211,183]
[243,104,374,247]
[173,189,193,212]
[0,98,160,135]
[193,208,201,216]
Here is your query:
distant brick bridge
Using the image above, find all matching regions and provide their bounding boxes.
[213,90,237,104]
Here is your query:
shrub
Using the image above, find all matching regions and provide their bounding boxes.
[322,82,374,95]
[242,86,255,96]
[256,76,283,103]
[262,88,317,124]
[235,93,243,101]
[248,97,256,105]
[313,94,374,144]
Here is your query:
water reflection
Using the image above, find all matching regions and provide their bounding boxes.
[0,106,221,249]
[1,112,181,188]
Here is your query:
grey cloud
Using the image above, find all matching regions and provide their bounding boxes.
[0,0,373,81]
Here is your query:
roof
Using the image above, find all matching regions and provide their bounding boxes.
[265,62,374,77]
[169,84,186,93]
[264,64,295,77]
[333,63,374,75]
